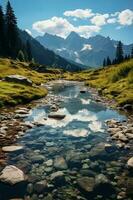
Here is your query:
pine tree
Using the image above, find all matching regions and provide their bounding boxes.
[5,1,20,58]
[17,50,25,62]
[116,41,124,63]
[106,56,111,65]
[131,47,133,58]
[103,58,106,67]
[26,40,32,61]
[0,6,5,56]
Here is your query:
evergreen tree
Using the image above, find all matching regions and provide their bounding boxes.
[131,47,133,58]
[0,6,5,56]
[106,56,111,65]
[116,41,124,63]
[5,1,20,58]
[26,40,32,61]
[17,50,25,62]
[103,58,106,67]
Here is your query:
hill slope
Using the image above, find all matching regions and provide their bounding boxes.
[64,59,133,107]
[0,59,61,107]
[19,31,83,71]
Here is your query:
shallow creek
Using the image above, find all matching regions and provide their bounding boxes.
[0,81,132,200]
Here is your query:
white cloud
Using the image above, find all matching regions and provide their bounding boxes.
[91,14,109,26]
[74,25,101,38]
[25,29,32,36]
[64,9,94,19]
[33,17,101,38]
[107,18,117,24]
[32,17,74,38]
[118,9,133,25]
[81,44,92,51]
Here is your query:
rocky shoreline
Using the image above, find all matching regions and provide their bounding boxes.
[0,80,133,200]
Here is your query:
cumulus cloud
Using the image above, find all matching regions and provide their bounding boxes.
[91,14,109,26]
[107,18,117,24]
[118,9,133,25]
[25,29,32,36]
[81,44,92,51]
[33,17,100,38]
[64,9,94,19]
[32,17,74,38]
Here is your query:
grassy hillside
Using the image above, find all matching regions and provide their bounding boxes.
[64,59,133,107]
[0,59,61,107]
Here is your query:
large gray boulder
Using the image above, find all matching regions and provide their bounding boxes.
[0,165,26,185]
[5,75,32,86]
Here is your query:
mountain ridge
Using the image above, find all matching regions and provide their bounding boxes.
[36,32,133,67]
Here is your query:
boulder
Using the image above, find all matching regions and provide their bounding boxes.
[2,145,24,153]
[127,157,133,168]
[77,177,95,193]
[0,165,26,185]
[54,156,68,170]
[5,75,32,86]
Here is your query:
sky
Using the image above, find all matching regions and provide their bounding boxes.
[0,0,133,44]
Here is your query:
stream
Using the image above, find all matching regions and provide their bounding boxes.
[0,81,132,200]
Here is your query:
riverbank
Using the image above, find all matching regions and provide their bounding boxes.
[0,80,133,200]
[64,59,133,113]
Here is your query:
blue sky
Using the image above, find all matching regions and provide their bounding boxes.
[1,0,133,44]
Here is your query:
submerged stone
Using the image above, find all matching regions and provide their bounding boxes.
[77,177,95,193]
[0,165,26,185]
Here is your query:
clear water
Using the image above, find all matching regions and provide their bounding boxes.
[1,81,129,200]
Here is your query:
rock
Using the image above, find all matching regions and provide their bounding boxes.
[45,159,53,167]
[95,174,109,185]
[27,183,34,194]
[5,75,32,86]
[80,90,86,94]
[77,177,95,193]
[31,155,45,164]
[89,143,106,159]
[0,165,26,185]
[34,180,47,193]
[54,156,68,170]
[127,177,133,195]
[123,104,133,111]
[104,144,117,153]
[48,113,66,120]
[125,133,133,139]
[50,171,65,186]
[2,145,24,153]
[118,133,128,142]
[127,157,133,168]
[66,151,85,169]
[46,142,54,147]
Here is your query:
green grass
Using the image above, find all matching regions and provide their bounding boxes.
[0,58,61,107]
[64,59,133,107]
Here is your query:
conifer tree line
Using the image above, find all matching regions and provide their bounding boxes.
[0,1,32,62]
[103,41,133,67]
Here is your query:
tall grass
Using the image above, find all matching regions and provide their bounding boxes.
[110,61,133,83]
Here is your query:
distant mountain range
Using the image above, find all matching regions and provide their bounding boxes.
[19,30,83,71]
[36,32,133,67]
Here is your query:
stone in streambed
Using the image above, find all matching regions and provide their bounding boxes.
[2,145,24,153]
[127,157,133,168]
[48,113,66,120]
[34,180,47,193]
[54,156,68,170]
[0,165,26,185]
[77,177,95,193]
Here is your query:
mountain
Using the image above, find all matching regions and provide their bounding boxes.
[19,30,83,71]
[36,32,133,67]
